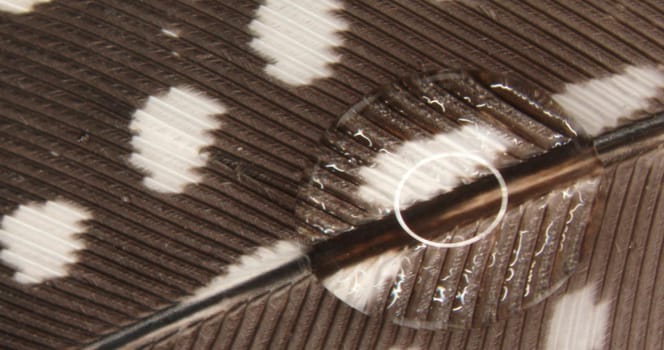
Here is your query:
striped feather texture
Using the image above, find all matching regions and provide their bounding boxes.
[0,1,663,349]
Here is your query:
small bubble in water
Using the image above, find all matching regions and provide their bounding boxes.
[77,131,90,143]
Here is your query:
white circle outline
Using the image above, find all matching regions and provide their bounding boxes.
[393,152,508,249]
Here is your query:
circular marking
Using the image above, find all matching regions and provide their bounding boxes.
[393,152,508,248]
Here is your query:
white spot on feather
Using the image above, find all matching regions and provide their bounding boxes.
[0,0,51,13]
[553,65,664,136]
[249,0,348,85]
[546,285,611,350]
[183,241,303,304]
[356,124,510,211]
[129,86,226,193]
[322,248,408,313]
[0,200,91,284]
[161,28,180,38]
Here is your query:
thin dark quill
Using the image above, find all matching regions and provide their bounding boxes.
[88,112,664,349]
